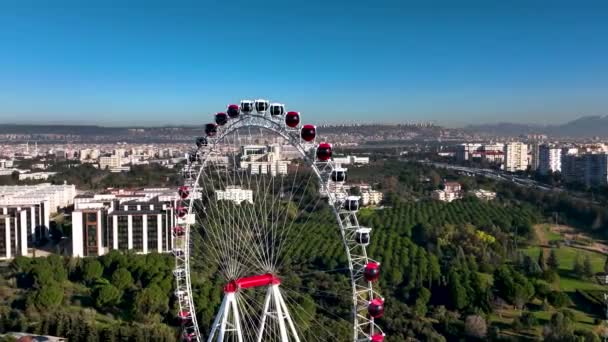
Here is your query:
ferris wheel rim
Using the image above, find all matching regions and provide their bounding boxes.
[174,111,384,342]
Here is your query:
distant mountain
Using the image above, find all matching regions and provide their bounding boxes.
[466,115,608,138]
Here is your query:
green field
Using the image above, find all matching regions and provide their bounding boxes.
[522,246,605,274]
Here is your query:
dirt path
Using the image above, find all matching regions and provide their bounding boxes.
[533,224,549,248]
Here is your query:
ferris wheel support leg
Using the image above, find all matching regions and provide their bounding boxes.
[256,286,273,342]
[207,295,227,342]
[272,285,290,342]
[231,294,244,342]
[277,286,301,342]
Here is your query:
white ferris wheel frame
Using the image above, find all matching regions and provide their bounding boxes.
[173,112,384,342]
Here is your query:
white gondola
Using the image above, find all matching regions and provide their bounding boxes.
[240,100,254,114]
[343,196,361,211]
[331,167,347,182]
[255,99,270,113]
[354,227,372,246]
[269,103,285,116]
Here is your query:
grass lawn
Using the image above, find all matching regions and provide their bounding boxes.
[522,246,605,274]
[543,225,562,242]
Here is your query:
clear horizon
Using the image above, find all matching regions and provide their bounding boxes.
[1,1,607,126]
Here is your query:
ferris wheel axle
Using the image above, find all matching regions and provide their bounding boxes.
[223,273,281,293]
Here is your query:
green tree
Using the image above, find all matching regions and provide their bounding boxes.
[537,249,546,271]
[32,284,64,309]
[573,256,585,278]
[583,256,594,278]
[132,285,169,320]
[414,287,431,317]
[111,267,133,291]
[543,312,575,341]
[547,249,559,270]
[82,259,104,283]
[95,284,122,309]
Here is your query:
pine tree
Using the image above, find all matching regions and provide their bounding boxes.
[547,249,559,270]
[573,255,585,278]
[603,255,608,274]
[538,249,546,271]
[583,256,594,278]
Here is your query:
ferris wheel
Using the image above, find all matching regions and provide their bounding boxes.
[172,99,385,342]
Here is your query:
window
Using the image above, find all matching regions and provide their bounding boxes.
[148,215,158,253]
[117,216,128,250]
[132,215,144,252]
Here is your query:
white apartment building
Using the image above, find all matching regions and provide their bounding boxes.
[215,186,253,205]
[361,190,383,206]
[456,144,482,162]
[0,184,76,259]
[240,145,289,176]
[432,182,463,202]
[99,155,123,170]
[472,189,497,201]
[504,142,528,172]
[333,156,370,165]
[19,172,57,181]
[72,188,181,257]
[538,145,562,175]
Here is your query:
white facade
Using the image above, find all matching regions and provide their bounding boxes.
[99,155,123,170]
[538,145,562,175]
[472,189,496,201]
[19,172,57,181]
[215,187,253,204]
[0,183,75,214]
[72,187,179,257]
[456,144,482,162]
[361,190,383,206]
[504,142,528,172]
[332,156,370,165]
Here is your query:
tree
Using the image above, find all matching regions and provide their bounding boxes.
[32,284,64,309]
[95,284,122,309]
[543,312,575,341]
[82,259,103,283]
[573,256,585,278]
[132,285,169,320]
[111,267,133,291]
[464,315,487,339]
[583,256,594,278]
[604,255,608,274]
[547,291,571,309]
[547,249,559,270]
[538,249,546,271]
[414,287,431,317]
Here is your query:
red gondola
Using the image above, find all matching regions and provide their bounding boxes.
[173,226,185,237]
[176,206,187,218]
[285,111,300,128]
[316,142,332,161]
[241,100,254,114]
[215,112,228,126]
[371,333,385,342]
[178,186,189,199]
[300,124,316,142]
[205,123,218,137]
[368,298,385,318]
[178,310,191,321]
[363,262,381,282]
[227,104,240,118]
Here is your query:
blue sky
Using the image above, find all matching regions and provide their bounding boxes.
[0,0,607,127]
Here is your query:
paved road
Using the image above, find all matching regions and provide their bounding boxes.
[419,161,602,205]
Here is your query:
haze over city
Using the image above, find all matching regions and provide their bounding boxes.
[1,0,607,126]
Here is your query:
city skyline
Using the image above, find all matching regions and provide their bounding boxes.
[1,1,607,126]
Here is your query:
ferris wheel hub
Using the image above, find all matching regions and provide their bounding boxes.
[223,273,282,293]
